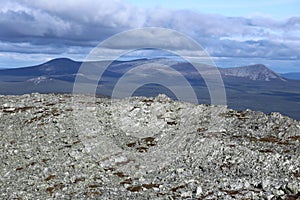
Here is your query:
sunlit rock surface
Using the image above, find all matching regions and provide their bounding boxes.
[0,93,299,199]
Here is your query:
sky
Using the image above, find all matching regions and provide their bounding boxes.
[0,0,299,72]
[127,0,300,19]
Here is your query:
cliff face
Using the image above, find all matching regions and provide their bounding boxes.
[0,93,299,199]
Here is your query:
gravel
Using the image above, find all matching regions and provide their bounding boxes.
[0,93,299,199]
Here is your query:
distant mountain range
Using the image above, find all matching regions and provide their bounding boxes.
[0,58,299,120]
[281,72,300,80]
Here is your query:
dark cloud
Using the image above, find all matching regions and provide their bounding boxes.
[0,0,299,61]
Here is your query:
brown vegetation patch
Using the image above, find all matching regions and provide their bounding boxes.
[113,172,127,178]
[126,142,136,147]
[45,175,56,181]
[248,136,291,145]
[197,127,208,132]
[127,185,143,192]
[46,183,65,197]
[221,110,248,120]
[88,184,100,188]
[103,167,115,171]
[293,172,300,178]
[170,185,185,192]
[120,178,133,185]
[42,158,50,163]
[220,189,240,195]
[142,183,160,189]
[136,147,148,153]
[289,136,300,141]
[74,177,86,183]
[2,106,34,113]
[142,137,156,146]
[167,121,177,125]
[142,99,154,103]
[259,149,274,153]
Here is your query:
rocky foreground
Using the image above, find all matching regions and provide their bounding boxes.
[0,93,299,199]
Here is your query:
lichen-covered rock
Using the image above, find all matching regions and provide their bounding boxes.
[0,93,299,199]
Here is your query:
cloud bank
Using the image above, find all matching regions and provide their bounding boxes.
[0,0,299,65]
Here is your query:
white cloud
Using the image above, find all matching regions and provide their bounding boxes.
[18,0,145,28]
[0,0,299,60]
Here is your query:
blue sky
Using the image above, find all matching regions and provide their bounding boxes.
[127,0,300,19]
[0,0,299,72]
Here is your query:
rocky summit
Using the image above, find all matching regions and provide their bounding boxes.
[0,93,299,199]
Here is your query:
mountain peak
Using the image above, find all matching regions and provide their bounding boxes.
[44,58,76,65]
[220,64,285,81]
[37,58,81,75]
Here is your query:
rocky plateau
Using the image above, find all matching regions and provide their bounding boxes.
[0,93,299,199]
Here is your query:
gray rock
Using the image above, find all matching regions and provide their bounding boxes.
[0,93,299,199]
